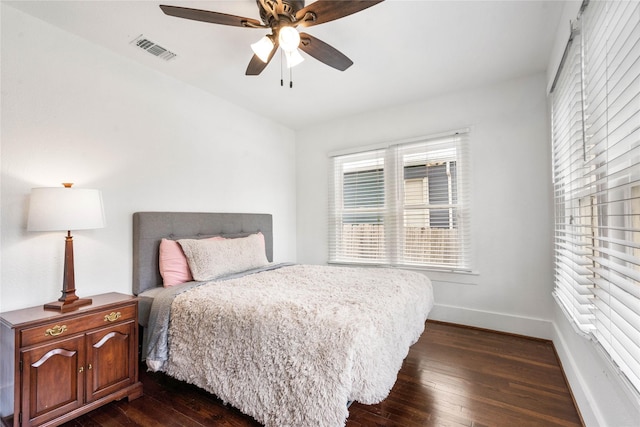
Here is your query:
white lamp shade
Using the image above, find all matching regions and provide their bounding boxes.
[285,49,304,68]
[28,187,106,231]
[251,36,274,63]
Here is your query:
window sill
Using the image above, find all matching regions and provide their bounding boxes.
[327,261,480,284]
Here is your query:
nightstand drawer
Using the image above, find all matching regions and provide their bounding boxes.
[20,304,136,347]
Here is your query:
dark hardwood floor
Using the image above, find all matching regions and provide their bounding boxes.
[63,321,583,426]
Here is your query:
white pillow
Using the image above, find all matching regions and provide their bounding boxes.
[178,233,268,281]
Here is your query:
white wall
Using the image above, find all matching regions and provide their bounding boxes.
[296,72,555,339]
[0,4,297,312]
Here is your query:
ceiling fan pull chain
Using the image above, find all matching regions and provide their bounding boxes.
[290,67,293,89]
[280,50,284,87]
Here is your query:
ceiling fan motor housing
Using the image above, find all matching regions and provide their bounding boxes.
[258,0,305,26]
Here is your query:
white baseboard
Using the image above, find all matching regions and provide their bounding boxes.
[550,320,599,426]
[551,309,640,427]
[429,303,554,339]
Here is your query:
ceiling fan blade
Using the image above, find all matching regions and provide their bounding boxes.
[299,33,353,71]
[246,42,279,76]
[295,0,384,28]
[160,5,264,28]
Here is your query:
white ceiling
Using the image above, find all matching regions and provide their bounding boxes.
[6,0,565,130]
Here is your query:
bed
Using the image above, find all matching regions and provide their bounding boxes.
[133,212,434,427]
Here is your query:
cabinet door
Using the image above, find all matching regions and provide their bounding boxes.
[86,321,136,402]
[21,335,85,426]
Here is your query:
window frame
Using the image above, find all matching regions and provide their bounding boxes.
[328,131,471,272]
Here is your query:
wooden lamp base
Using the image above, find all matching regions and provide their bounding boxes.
[43,231,92,313]
[44,298,93,313]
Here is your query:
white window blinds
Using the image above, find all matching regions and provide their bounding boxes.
[329,133,471,271]
[551,0,640,394]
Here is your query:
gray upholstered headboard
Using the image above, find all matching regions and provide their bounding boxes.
[132,212,273,295]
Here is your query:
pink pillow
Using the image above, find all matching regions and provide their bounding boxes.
[159,237,224,287]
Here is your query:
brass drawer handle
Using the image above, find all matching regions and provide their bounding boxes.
[104,312,121,322]
[45,325,67,337]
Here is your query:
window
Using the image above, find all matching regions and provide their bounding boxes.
[329,132,471,271]
[551,1,640,395]
[343,167,384,224]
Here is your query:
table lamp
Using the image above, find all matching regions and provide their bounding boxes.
[27,183,105,312]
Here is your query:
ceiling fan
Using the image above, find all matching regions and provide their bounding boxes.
[159,1,384,76]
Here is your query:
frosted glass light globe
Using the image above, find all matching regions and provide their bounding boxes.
[251,36,274,62]
[279,26,300,52]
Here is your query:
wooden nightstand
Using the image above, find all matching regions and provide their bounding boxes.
[0,293,143,427]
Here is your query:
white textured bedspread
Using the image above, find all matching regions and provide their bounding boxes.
[164,264,433,427]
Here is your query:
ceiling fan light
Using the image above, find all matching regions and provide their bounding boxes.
[251,36,274,63]
[285,49,304,68]
[278,26,300,52]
